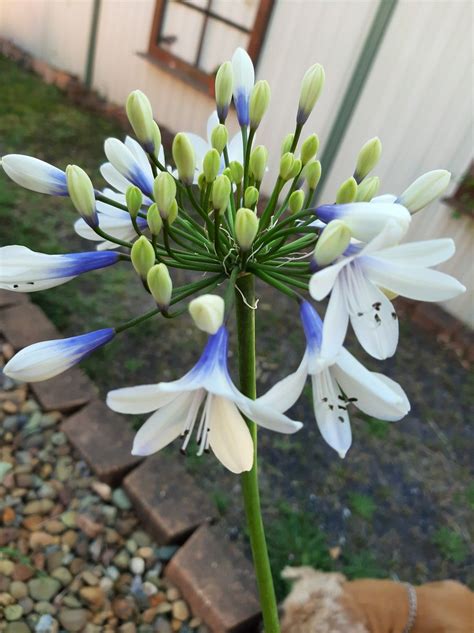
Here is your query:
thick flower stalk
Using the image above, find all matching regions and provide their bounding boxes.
[0,46,465,632]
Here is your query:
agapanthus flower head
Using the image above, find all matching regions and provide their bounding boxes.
[258,301,410,457]
[108,326,302,473]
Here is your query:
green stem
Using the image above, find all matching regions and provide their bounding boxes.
[235,274,280,633]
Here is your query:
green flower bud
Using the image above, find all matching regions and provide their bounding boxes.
[125,185,143,219]
[215,61,233,122]
[300,134,319,165]
[203,149,220,183]
[131,236,155,279]
[66,165,97,227]
[301,159,321,190]
[244,186,259,209]
[151,122,162,159]
[210,124,228,155]
[297,63,325,124]
[398,169,451,213]
[229,161,244,185]
[336,177,357,204]
[280,152,296,180]
[249,80,271,130]
[281,134,294,155]
[147,263,172,309]
[249,146,268,183]
[222,167,233,181]
[354,137,382,183]
[146,203,163,235]
[212,175,232,212]
[289,190,305,214]
[189,294,225,334]
[313,220,351,267]
[153,171,176,218]
[167,199,178,225]
[197,173,207,191]
[289,158,302,179]
[356,176,380,202]
[126,90,155,152]
[172,133,196,185]
[235,208,259,251]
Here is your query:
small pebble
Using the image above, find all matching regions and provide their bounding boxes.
[130,557,145,575]
[5,604,23,621]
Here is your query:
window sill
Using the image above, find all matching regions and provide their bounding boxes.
[137,52,213,98]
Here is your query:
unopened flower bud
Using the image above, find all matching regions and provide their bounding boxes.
[249,80,271,130]
[398,169,451,213]
[66,165,97,227]
[212,174,232,212]
[203,149,220,183]
[125,185,143,218]
[210,124,228,154]
[153,172,176,218]
[229,160,244,185]
[215,61,233,122]
[151,122,162,159]
[235,208,259,251]
[280,152,296,180]
[356,176,380,202]
[189,294,225,334]
[197,173,207,191]
[281,134,294,155]
[147,203,163,235]
[172,133,196,185]
[249,146,268,183]
[147,264,172,309]
[131,236,155,279]
[302,159,321,191]
[289,190,305,214]
[167,199,178,225]
[289,158,302,179]
[336,177,357,204]
[244,186,259,209]
[222,167,233,181]
[313,220,351,267]
[297,63,325,124]
[126,90,155,152]
[354,137,382,183]
[300,134,319,165]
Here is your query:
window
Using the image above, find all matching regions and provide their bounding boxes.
[148,0,275,92]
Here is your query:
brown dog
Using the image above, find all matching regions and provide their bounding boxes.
[280,566,474,633]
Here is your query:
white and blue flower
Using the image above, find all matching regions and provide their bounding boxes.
[3,328,115,382]
[103,136,156,197]
[232,48,255,127]
[107,326,302,473]
[258,301,410,457]
[1,154,68,196]
[309,221,466,360]
[315,201,411,243]
[0,245,119,292]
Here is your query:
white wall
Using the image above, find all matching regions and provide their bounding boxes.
[0,0,472,324]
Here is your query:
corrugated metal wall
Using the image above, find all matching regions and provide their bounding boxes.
[0,0,472,325]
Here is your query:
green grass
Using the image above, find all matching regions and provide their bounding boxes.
[348,492,377,521]
[432,528,469,564]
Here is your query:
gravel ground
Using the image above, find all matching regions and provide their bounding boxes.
[0,340,207,633]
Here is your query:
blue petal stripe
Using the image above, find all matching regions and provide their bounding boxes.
[234,91,249,127]
[300,301,323,353]
[130,167,153,197]
[59,328,115,362]
[50,169,68,196]
[191,326,228,377]
[47,251,120,279]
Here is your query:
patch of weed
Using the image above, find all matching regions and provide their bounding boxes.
[432,527,468,564]
[348,492,377,521]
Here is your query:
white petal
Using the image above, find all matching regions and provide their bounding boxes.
[317,203,411,242]
[107,384,181,414]
[132,393,194,455]
[100,162,131,193]
[312,373,352,457]
[257,356,308,412]
[320,279,349,363]
[238,395,303,434]
[208,396,253,473]
[309,258,350,300]
[371,194,397,203]
[227,132,244,164]
[331,349,409,420]
[1,154,67,195]
[125,136,154,183]
[362,259,466,301]
[232,47,254,97]
[374,238,455,268]
[206,111,220,145]
[360,219,405,255]
[0,277,74,292]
